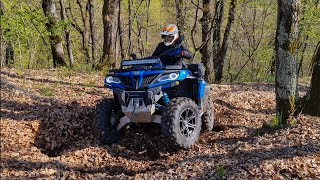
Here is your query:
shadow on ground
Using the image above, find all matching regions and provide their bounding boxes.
[0,78,178,162]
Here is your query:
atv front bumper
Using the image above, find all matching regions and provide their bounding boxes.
[113,88,163,122]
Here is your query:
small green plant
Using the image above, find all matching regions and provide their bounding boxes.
[61,66,73,78]
[101,65,110,77]
[265,74,275,83]
[255,128,263,136]
[271,112,282,127]
[16,69,24,76]
[290,118,297,126]
[288,95,297,126]
[39,87,54,97]
[217,164,225,180]
[255,121,280,136]
[85,80,96,87]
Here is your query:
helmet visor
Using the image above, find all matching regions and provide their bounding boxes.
[162,35,174,43]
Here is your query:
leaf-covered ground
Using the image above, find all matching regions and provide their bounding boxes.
[1,68,319,179]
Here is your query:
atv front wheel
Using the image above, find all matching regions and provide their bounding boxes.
[161,97,201,148]
[202,97,214,132]
[92,98,124,144]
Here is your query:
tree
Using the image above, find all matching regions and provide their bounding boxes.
[210,0,237,83]
[68,0,90,63]
[0,0,5,67]
[303,42,320,116]
[88,0,97,64]
[214,0,236,83]
[0,1,13,67]
[212,0,224,82]
[59,0,74,67]
[175,0,187,36]
[127,0,132,56]
[200,0,214,83]
[42,0,66,67]
[275,0,300,125]
[118,1,125,60]
[101,0,120,67]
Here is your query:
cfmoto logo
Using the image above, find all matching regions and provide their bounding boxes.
[133,71,140,75]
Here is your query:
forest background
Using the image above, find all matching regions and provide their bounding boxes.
[1,0,319,84]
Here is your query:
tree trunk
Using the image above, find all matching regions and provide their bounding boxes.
[71,0,90,63]
[304,42,320,116]
[101,0,119,67]
[145,0,150,43]
[175,0,187,37]
[275,0,299,125]
[298,35,308,76]
[0,0,4,67]
[114,0,122,67]
[88,0,97,65]
[127,0,132,56]
[42,0,66,67]
[118,1,125,60]
[60,0,74,68]
[5,43,14,66]
[212,0,224,82]
[200,0,214,83]
[214,0,236,83]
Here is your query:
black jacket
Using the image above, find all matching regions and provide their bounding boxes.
[152,42,193,60]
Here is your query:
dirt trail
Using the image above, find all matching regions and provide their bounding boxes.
[1,68,319,179]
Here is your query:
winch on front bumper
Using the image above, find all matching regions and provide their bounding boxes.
[113,87,163,123]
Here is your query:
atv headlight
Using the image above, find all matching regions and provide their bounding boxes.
[158,73,179,82]
[105,76,121,84]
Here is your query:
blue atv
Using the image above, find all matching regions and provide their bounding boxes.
[93,48,214,148]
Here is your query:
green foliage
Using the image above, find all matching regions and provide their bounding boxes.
[288,95,297,126]
[262,74,275,83]
[300,0,320,40]
[1,0,318,84]
[85,80,96,88]
[98,64,110,77]
[1,0,50,69]
[290,118,297,126]
[217,163,225,180]
[272,107,297,127]
[255,128,263,136]
[289,96,296,116]
[255,121,279,136]
[271,112,281,127]
[39,87,55,97]
[61,66,73,78]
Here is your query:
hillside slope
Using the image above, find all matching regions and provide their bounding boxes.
[1,68,319,179]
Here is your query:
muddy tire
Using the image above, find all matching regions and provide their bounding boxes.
[161,97,201,148]
[201,97,214,132]
[92,98,123,145]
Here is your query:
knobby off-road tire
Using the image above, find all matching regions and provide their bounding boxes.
[202,97,214,132]
[161,97,201,149]
[92,98,123,145]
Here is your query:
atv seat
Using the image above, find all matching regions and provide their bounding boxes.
[186,63,205,79]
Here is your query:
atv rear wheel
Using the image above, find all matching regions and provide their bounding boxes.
[202,97,214,132]
[93,98,124,144]
[161,97,201,148]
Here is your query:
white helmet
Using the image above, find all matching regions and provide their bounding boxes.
[160,24,179,46]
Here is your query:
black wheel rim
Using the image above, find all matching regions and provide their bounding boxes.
[179,108,196,137]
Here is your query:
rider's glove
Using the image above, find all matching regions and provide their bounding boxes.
[175,50,184,58]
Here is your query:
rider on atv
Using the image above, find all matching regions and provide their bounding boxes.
[152,24,193,66]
